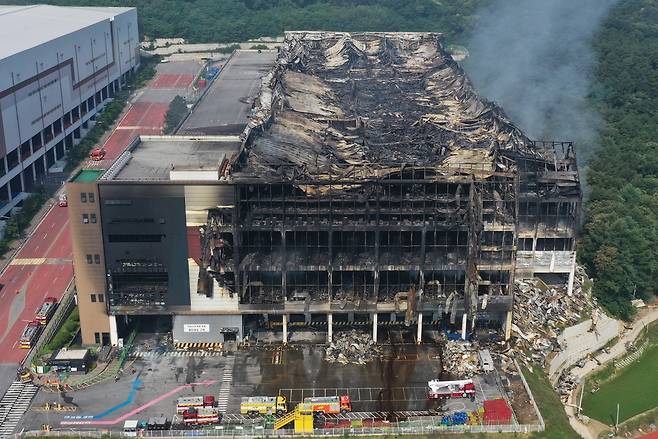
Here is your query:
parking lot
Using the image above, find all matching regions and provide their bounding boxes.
[21,328,509,432]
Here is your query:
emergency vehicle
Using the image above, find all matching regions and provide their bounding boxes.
[427,379,476,400]
[240,396,287,417]
[20,321,42,349]
[176,395,215,413]
[182,407,221,426]
[35,297,58,325]
[302,395,352,414]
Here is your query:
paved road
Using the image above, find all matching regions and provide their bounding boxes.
[548,312,622,381]
[0,60,201,392]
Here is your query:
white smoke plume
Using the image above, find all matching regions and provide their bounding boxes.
[465,0,619,164]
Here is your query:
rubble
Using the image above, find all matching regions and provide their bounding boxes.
[511,265,595,367]
[325,330,382,365]
[442,340,482,378]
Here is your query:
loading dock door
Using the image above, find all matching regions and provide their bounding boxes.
[220,327,238,342]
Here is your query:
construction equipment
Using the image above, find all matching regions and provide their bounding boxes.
[302,395,352,414]
[240,396,287,417]
[35,297,58,325]
[90,147,106,161]
[427,379,476,400]
[274,403,314,433]
[176,395,216,413]
[182,407,221,426]
[18,368,32,383]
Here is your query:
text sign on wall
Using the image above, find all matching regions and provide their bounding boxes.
[183,324,210,333]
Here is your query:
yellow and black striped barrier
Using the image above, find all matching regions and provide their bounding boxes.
[174,342,224,350]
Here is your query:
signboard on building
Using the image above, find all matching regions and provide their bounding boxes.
[183,324,210,333]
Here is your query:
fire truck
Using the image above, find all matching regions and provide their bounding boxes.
[427,379,476,400]
[240,396,287,417]
[182,407,221,426]
[302,396,352,414]
[176,395,216,413]
[35,297,58,326]
[20,321,43,349]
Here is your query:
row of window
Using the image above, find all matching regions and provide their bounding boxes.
[94,332,110,345]
[2,81,119,178]
[80,192,96,203]
[86,254,101,264]
[82,213,97,224]
[90,293,105,303]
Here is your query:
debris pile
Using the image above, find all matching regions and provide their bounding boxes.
[554,370,578,402]
[442,340,482,378]
[512,266,595,365]
[325,331,382,365]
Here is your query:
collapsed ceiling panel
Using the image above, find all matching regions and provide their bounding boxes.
[234,31,547,181]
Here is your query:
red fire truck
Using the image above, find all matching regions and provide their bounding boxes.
[19,321,43,349]
[176,395,216,414]
[182,407,221,426]
[427,379,476,400]
[302,395,352,414]
[35,297,58,326]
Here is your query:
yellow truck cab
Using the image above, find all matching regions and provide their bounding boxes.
[240,395,287,417]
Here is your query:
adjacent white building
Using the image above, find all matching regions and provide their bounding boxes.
[0,5,139,216]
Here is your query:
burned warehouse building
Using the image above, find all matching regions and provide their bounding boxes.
[67,32,580,346]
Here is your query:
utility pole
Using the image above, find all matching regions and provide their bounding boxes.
[615,403,620,435]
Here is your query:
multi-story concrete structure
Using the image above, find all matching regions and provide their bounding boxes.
[67,34,580,346]
[0,5,139,217]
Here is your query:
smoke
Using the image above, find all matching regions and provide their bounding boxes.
[465,0,619,163]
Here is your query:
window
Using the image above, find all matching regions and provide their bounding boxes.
[108,234,164,243]
[86,254,93,264]
[90,213,97,224]
[94,332,101,344]
[94,254,101,264]
[82,213,89,224]
[98,293,104,303]
[81,193,87,203]
[90,294,97,302]
[88,192,95,203]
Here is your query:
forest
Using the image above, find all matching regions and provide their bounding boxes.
[580,0,658,318]
[2,0,655,318]
[2,0,481,43]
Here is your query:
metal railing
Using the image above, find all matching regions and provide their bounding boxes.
[22,281,76,369]
[21,423,544,438]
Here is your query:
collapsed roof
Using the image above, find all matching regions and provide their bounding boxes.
[233,31,544,181]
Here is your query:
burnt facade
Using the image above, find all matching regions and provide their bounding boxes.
[70,33,579,345]
[196,32,580,339]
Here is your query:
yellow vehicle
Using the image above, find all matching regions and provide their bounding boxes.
[240,396,287,417]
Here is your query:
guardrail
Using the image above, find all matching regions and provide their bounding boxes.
[22,281,76,370]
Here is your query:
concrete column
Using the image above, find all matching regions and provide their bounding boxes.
[416,313,423,344]
[567,263,576,296]
[282,314,288,345]
[461,313,468,340]
[109,315,118,346]
[372,313,378,342]
[327,314,333,343]
[504,310,513,341]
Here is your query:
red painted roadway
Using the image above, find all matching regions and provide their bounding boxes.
[0,70,195,365]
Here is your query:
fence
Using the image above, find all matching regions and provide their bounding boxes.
[21,423,544,438]
[22,281,76,369]
[514,358,546,431]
